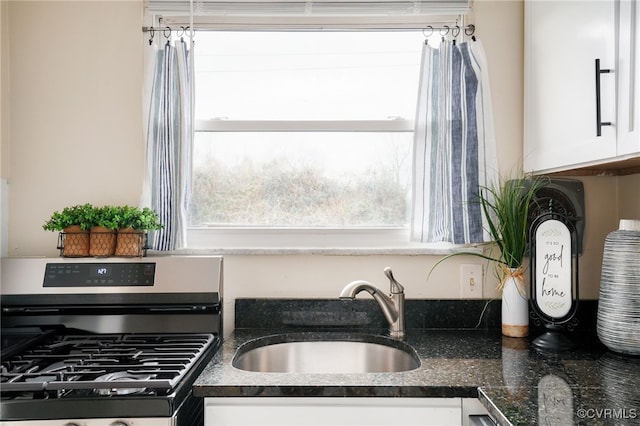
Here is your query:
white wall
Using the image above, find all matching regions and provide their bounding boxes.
[4,1,144,256]
[1,1,9,257]
[2,0,634,333]
[619,174,640,219]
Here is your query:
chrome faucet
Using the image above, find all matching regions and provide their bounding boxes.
[339,267,406,339]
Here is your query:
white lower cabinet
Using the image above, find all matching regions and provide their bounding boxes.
[205,397,465,426]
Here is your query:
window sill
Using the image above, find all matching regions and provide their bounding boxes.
[179,228,489,256]
[156,244,486,256]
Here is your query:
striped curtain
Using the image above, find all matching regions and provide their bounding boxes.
[142,37,193,250]
[411,39,498,244]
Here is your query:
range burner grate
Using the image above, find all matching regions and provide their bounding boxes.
[1,333,216,396]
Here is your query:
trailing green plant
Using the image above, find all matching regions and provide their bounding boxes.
[428,174,549,281]
[42,203,95,231]
[116,206,163,231]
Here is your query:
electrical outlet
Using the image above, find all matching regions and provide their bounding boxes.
[460,264,483,299]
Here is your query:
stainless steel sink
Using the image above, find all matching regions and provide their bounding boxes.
[232,333,420,373]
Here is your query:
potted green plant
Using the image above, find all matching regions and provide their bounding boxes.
[429,174,548,337]
[89,205,120,257]
[43,203,95,256]
[115,206,163,256]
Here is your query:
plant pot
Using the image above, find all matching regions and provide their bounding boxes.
[501,268,529,338]
[115,228,145,257]
[89,226,116,257]
[61,225,90,257]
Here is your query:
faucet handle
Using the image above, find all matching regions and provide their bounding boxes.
[383,267,404,294]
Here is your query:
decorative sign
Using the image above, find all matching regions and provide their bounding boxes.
[534,219,572,318]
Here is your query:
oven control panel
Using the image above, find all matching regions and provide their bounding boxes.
[43,262,156,287]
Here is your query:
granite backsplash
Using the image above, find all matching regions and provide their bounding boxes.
[235,298,599,335]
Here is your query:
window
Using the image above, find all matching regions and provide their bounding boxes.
[189,30,444,246]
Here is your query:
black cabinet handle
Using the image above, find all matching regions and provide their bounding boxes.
[595,58,612,136]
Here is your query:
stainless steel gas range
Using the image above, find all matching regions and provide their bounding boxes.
[0,256,223,426]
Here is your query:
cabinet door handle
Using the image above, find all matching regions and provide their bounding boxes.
[595,58,613,136]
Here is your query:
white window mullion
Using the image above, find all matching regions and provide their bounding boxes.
[196,119,414,132]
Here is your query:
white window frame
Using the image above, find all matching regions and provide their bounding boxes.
[159,14,467,250]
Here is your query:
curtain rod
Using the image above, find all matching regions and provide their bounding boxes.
[142,23,474,35]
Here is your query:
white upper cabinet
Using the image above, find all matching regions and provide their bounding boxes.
[617,0,640,157]
[524,0,639,174]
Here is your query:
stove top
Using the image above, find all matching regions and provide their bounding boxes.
[1,332,218,397]
[0,256,223,424]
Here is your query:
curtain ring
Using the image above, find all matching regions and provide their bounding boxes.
[464,24,476,36]
[422,25,434,37]
[178,26,186,38]
[148,27,155,46]
[452,25,461,37]
[439,25,450,36]
[185,26,194,38]
[163,26,172,39]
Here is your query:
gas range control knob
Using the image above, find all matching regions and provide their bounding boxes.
[109,422,131,426]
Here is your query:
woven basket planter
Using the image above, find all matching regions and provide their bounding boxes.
[115,228,145,257]
[60,225,90,257]
[89,226,117,257]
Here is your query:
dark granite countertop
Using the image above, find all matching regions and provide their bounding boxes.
[194,328,507,398]
[477,347,640,425]
[193,299,640,425]
[193,328,640,425]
